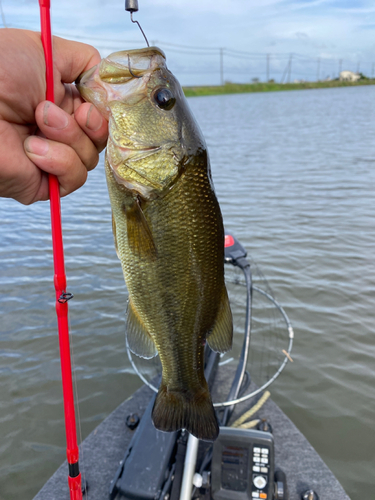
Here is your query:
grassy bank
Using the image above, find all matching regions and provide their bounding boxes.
[183,79,375,97]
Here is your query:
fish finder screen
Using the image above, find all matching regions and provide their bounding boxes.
[221,445,249,491]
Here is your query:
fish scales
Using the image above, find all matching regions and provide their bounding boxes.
[110,153,222,380]
[77,47,233,441]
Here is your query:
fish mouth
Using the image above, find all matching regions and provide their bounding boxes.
[76,47,167,119]
[99,47,166,83]
[75,65,95,87]
[77,47,166,86]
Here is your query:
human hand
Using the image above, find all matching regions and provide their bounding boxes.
[0,29,108,205]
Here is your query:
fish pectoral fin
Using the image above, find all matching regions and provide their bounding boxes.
[124,198,157,260]
[126,301,158,359]
[112,212,120,259]
[206,287,233,353]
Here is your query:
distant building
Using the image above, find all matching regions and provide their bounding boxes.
[339,71,360,82]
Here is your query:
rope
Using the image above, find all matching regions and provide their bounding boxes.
[231,390,271,428]
[237,419,260,430]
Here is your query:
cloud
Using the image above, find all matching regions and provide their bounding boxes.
[2,0,375,84]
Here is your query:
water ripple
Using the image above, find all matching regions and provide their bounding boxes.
[1,86,375,498]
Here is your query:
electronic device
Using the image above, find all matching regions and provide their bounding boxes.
[211,427,275,500]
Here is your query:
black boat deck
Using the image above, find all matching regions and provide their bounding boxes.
[33,372,350,500]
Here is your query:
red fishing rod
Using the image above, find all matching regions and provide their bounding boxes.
[38,1,83,499]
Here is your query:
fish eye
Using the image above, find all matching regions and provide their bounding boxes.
[153,88,176,110]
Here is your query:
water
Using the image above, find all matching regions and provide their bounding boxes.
[1,85,375,499]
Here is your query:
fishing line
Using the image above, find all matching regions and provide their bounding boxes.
[68,310,88,499]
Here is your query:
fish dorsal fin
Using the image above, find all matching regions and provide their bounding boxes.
[126,300,158,359]
[206,287,233,353]
[123,197,157,260]
[111,212,120,259]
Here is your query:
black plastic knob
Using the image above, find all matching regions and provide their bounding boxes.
[257,419,273,433]
[126,413,140,430]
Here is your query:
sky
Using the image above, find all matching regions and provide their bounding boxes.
[1,0,375,85]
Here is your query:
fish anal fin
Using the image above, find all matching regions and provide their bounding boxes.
[126,301,158,359]
[206,287,233,353]
[152,383,219,442]
[123,198,157,260]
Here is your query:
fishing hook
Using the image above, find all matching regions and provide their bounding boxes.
[128,54,142,79]
[125,1,150,47]
[130,12,150,47]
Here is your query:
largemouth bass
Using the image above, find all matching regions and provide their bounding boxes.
[77,47,232,441]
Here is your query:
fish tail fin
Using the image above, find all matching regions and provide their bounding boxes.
[152,383,219,442]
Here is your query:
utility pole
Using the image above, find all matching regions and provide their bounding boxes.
[287,53,293,83]
[357,61,360,74]
[220,48,224,86]
[338,59,342,78]
[316,57,320,81]
[266,53,270,82]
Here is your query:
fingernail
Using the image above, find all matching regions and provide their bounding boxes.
[43,102,69,129]
[25,137,49,156]
[86,105,103,131]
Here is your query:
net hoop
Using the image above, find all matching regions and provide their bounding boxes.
[126,284,294,407]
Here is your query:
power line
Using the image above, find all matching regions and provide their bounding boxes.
[4,21,373,84]
[10,22,373,68]
[151,40,220,53]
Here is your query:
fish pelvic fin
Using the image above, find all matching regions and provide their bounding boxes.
[123,197,157,260]
[152,383,219,441]
[126,300,158,359]
[206,286,233,353]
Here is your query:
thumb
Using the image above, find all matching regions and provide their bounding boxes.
[52,35,101,84]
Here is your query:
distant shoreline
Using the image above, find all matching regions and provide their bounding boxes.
[183,79,375,97]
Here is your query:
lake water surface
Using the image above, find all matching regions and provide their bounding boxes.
[1,86,375,499]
